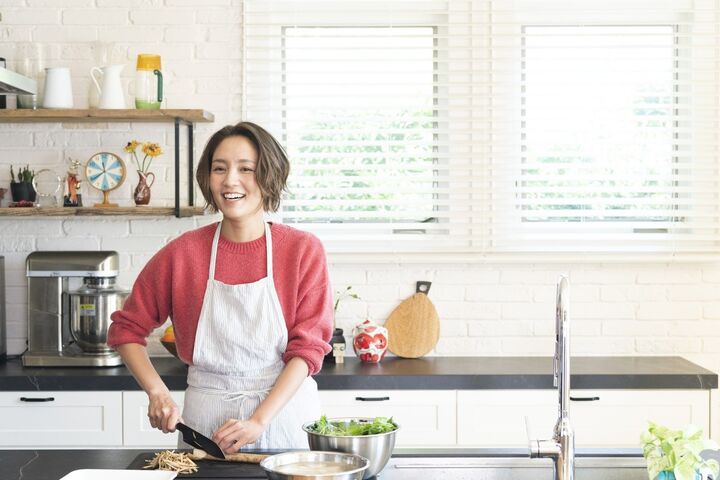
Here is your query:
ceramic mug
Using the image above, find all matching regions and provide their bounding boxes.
[352,319,388,363]
[42,67,73,108]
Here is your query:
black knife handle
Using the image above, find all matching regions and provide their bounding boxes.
[20,397,55,402]
[355,396,390,402]
[570,396,600,402]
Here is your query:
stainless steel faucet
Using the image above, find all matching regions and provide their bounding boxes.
[529,275,575,480]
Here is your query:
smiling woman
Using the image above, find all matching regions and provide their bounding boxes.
[196,123,290,215]
[208,138,264,225]
[107,121,333,454]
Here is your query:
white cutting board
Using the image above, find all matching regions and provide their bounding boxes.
[59,470,177,480]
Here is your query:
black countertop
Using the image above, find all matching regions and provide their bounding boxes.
[0,449,646,480]
[0,355,715,391]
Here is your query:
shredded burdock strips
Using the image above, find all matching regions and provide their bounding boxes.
[144,450,199,475]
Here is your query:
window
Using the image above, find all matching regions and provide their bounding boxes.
[500,25,683,252]
[242,1,720,255]
[521,25,676,225]
[282,27,439,226]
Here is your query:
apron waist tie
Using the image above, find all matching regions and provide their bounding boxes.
[222,389,270,403]
[223,389,270,423]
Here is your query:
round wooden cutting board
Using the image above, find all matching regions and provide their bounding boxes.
[385,281,440,358]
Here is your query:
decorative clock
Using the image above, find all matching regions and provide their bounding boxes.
[85,152,126,208]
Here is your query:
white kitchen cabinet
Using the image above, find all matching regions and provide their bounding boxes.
[570,390,710,448]
[0,391,123,448]
[457,390,557,447]
[3,388,711,449]
[318,390,457,446]
[122,391,185,447]
[457,389,710,448]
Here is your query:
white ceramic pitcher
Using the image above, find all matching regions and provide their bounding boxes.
[42,67,73,108]
[90,64,126,109]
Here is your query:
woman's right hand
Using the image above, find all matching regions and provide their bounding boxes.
[116,344,181,434]
[148,391,181,433]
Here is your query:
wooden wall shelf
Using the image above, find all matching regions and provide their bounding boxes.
[1,108,215,217]
[0,206,206,217]
[0,109,214,123]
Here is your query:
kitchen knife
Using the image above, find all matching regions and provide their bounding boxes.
[176,422,226,460]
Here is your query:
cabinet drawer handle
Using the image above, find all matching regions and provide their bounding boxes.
[355,396,390,402]
[570,396,600,402]
[20,397,55,402]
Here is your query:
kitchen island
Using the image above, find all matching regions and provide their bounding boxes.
[0,448,648,480]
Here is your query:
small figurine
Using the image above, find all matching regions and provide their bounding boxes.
[333,343,346,364]
[63,157,83,207]
[0,187,6,207]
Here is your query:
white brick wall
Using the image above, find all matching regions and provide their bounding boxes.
[1,3,719,383]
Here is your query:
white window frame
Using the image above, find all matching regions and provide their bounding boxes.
[488,3,699,253]
[244,1,462,253]
[242,0,720,260]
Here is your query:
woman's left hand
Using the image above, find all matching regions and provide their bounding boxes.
[212,418,267,453]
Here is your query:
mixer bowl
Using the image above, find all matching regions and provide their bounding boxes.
[69,289,128,353]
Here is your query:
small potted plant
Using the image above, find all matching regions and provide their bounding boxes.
[641,421,719,480]
[326,286,361,364]
[10,165,36,203]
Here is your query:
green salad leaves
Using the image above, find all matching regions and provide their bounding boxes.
[307,415,398,436]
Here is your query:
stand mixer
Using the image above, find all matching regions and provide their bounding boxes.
[23,251,129,367]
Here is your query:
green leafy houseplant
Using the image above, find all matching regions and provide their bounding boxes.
[641,421,719,480]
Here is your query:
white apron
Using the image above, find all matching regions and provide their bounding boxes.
[180,222,320,450]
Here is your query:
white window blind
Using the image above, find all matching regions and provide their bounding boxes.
[241,0,720,255]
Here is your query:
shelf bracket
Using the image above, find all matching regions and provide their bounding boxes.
[174,117,195,218]
[188,122,194,208]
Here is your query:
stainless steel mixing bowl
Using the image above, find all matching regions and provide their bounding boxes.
[260,450,369,480]
[303,417,398,479]
[69,284,128,353]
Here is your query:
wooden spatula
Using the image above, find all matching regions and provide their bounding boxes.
[190,448,269,463]
[385,281,440,358]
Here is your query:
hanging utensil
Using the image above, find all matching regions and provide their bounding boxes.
[384,281,440,358]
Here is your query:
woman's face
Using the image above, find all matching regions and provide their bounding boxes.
[210,136,263,221]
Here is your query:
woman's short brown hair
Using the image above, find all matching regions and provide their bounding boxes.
[196,121,290,213]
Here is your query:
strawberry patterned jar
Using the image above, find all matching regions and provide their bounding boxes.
[352,319,389,363]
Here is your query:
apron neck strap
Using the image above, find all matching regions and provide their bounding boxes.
[265,222,273,279]
[209,221,273,280]
[209,222,222,280]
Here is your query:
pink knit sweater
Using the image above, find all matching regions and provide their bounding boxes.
[108,222,333,375]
